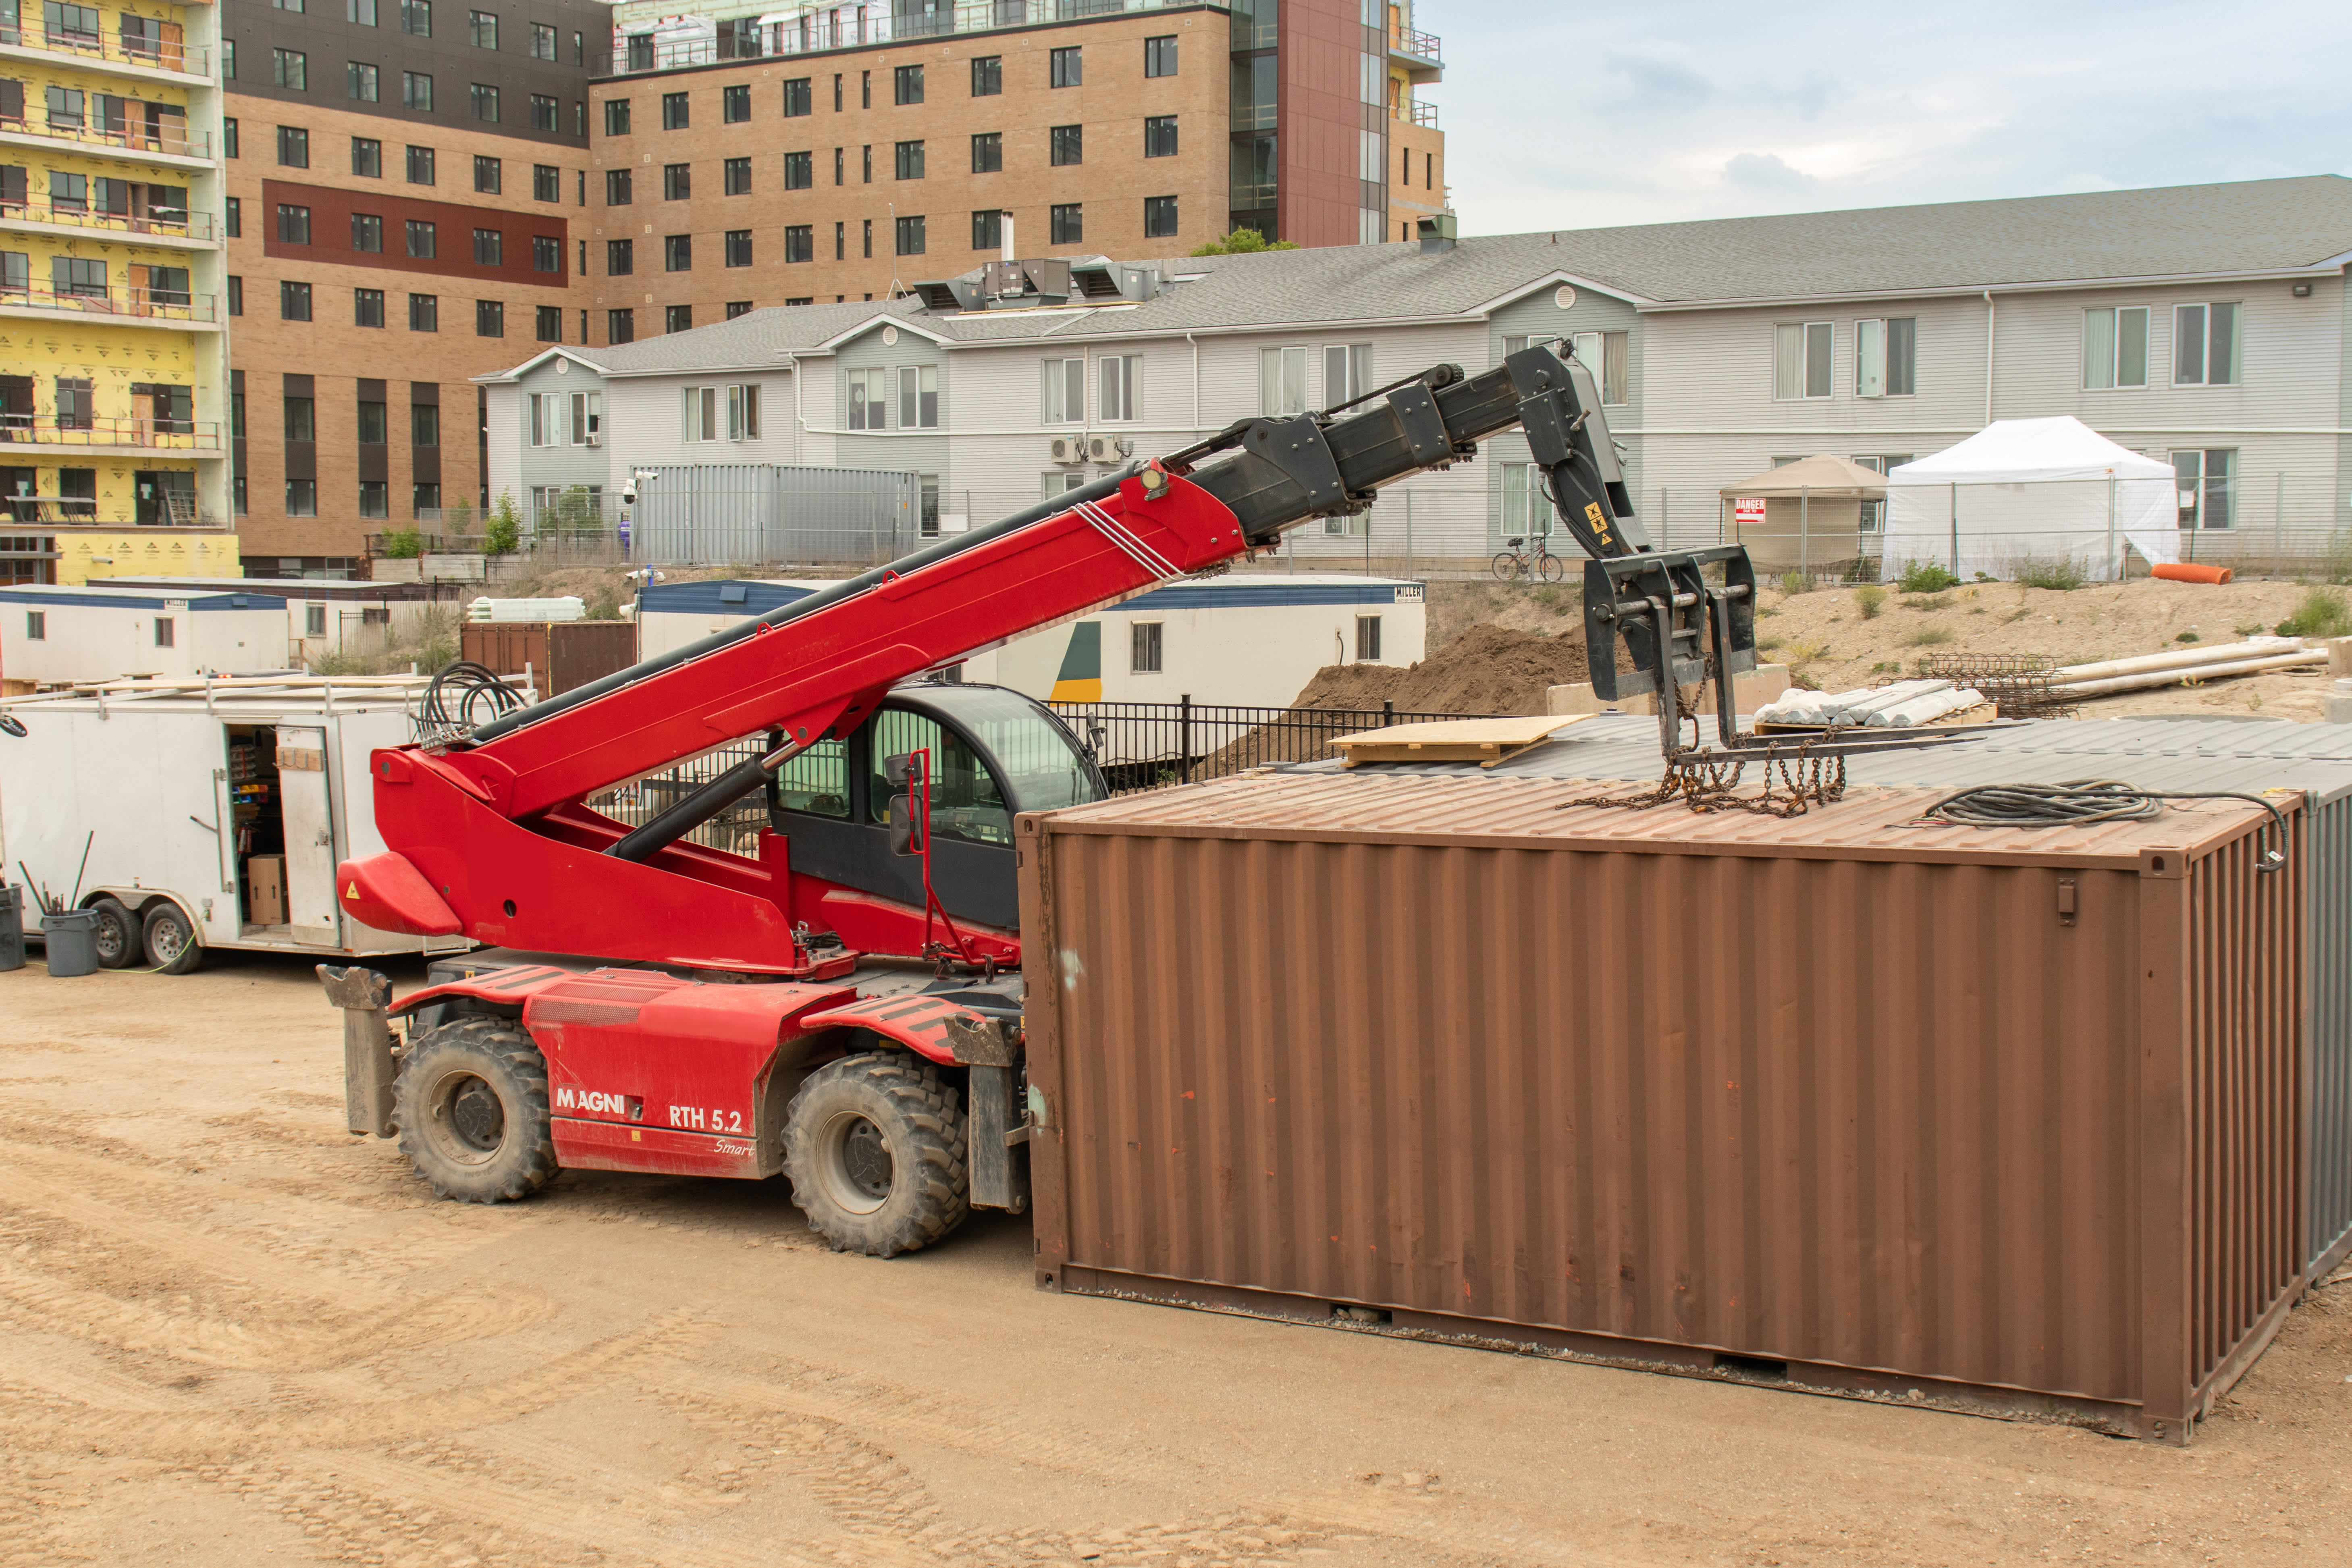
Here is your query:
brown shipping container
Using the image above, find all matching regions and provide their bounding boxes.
[1016,773,2307,1443]
[459,621,638,697]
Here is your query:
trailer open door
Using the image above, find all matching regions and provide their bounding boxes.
[276,726,341,946]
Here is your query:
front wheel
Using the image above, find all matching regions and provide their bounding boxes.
[90,898,139,969]
[1490,551,1523,583]
[1538,551,1567,584]
[140,900,203,975]
[393,1017,558,1203]
[783,1052,969,1257]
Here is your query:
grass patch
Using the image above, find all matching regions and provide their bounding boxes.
[1901,626,1956,648]
[1870,660,1899,675]
[1779,570,1810,597]
[2012,555,2089,591]
[1897,561,1960,594]
[1902,593,1955,613]
[2275,587,2352,640]
[1853,585,1887,620]
[2236,622,2267,637]
[2175,629,2201,644]
[1756,635,1785,653]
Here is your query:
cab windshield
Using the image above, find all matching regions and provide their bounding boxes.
[864,691,1099,847]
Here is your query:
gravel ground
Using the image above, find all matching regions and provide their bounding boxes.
[4,953,2350,1567]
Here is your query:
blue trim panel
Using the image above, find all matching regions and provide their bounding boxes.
[637,580,820,617]
[0,589,288,611]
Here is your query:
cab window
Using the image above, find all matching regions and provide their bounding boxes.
[868,710,1012,846]
[773,736,850,818]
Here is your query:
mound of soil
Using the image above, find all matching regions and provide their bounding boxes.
[1289,622,1592,716]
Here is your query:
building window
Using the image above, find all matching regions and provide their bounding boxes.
[1772,322,1833,399]
[971,132,1002,174]
[533,21,556,60]
[846,367,886,430]
[408,292,437,330]
[467,8,495,47]
[25,611,44,640]
[227,275,243,314]
[1130,621,1161,675]
[862,144,873,182]
[1854,318,1916,398]
[530,94,556,131]
[780,151,810,190]
[1050,203,1082,244]
[471,83,499,122]
[2174,448,2237,528]
[1500,463,1552,539]
[662,162,692,200]
[285,480,317,517]
[358,480,388,519]
[402,70,433,111]
[223,117,239,157]
[350,0,379,24]
[405,218,436,257]
[54,377,94,430]
[896,365,937,428]
[406,144,434,184]
[972,208,1000,251]
[1099,355,1135,422]
[350,212,382,251]
[2083,306,2151,390]
[1144,194,1178,239]
[1145,35,1177,77]
[728,300,754,319]
[1041,357,1082,424]
[728,384,760,440]
[1324,343,1373,405]
[1144,115,1177,158]
[665,233,692,271]
[665,303,692,333]
[861,69,871,108]
[277,203,312,243]
[475,298,503,337]
[412,482,440,512]
[784,224,812,263]
[607,239,633,275]
[358,398,387,444]
[783,77,811,116]
[532,235,560,273]
[971,55,1001,96]
[472,153,501,193]
[533,163,559,202]
[863,218,872,258]
[725,229,752,267]
[349,61,380,102]
[225,196,242,238]
[536,304,561,342]
[352,136,382,176]
[2174,303,2241,387]
[1355,615,1382,662]
[412,402,438,445]
[1050,124,1082,166]
[895,63,924,105]
[1259,345,1307,415]
[1051,46,1081,87]
[277,125,310,168]
[280,280,313,320]
[605,99,631,135]
[606,168,632,205]
[223,36,237,77]
[273,48,308,91]
[662,91,689,129]
[892,215,926,255]
[682,385,718,440]
[896,140,925,180]
[607,308,634,343]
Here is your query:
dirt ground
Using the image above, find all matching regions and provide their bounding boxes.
[5,955,2351,1568]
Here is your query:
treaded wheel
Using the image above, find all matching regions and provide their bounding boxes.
[89,898,138,969]
[782,1051,969,1258]
[139,900,203,975]
[1490,550,1521,583]
[393,1016,559,1204]
[1539,552,1567,584]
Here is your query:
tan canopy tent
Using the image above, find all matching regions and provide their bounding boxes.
[1719,454,1887,573]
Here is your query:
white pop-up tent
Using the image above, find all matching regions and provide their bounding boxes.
[1882,417,2178,582]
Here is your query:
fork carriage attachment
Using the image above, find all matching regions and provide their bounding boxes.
[1583,547,1760,760]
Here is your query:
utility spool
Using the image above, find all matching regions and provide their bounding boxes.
[40,908,99,977]
[2153,562,2233,584]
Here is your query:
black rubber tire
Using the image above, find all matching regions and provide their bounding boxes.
[1490,550,1521,583]
[393,1016,559,1204]
[139,900,203,975]
[89,898,138,969]
[1538,551,1567,584]
[782,1051,969,1258]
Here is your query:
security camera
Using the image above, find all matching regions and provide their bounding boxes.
[621,488,637,506]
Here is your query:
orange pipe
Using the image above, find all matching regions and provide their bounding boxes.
[2153,562,2233,585]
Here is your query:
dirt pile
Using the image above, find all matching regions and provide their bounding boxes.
[1289,622,1592,715]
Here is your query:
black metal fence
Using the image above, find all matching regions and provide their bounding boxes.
[1051,698,1501,796]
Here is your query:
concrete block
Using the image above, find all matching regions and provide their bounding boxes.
[1547,664,1789,718]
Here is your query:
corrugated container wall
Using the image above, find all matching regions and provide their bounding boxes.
[629,465,918,566]
[459,621,638,696]
[1018,773,2305,1442]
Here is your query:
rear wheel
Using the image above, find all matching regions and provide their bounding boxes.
[89,898,138,969]
[783,1051,969,1257]
[1538,551,1567,584]
[393,1016,558,1203]
[139,900,203,975]
[1490,550,1522,583]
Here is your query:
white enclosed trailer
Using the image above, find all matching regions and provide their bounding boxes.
[0,676,515,971]
[1,583,291,688]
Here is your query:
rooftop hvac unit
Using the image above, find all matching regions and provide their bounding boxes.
[1087,434,1133,463]
[1049,434,1086,465]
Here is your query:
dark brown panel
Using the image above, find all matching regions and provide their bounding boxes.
[1276,0,1368,248]
[262,178,568,286]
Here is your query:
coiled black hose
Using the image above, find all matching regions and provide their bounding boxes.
[1919,780,2289,873]
[422,660,524,734]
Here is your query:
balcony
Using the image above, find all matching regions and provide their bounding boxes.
[1392,99,1438,129]
[0,280,222,327]
[0,415,224,457]
[1388,23,1441,85]
[0,196,220,246]
[596,0,1197,75]
[0,110,214,170]
[0,17,214,84]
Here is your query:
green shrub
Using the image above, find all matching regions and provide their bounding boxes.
[1779,570,1809,596]
[2011,555,2088,591]
[1903,593,1955,613]
[1901,625,1955,648]
[2175,629,2200,644]
[1853,585,1887,620]
[378,525,424,559]
[1897,560,1960,594]
[1189,228,1300,256]
[2275,587,2352,640]
[586,583,622,620]
[482,491,522,556]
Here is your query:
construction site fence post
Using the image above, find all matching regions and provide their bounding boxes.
[1178,694,1194,782]
[1404,490,1413,580]
[1949,481,1959,577]
[1800,484,1810,576]
[2107,474,2117,580]
[2277,472,2287,570]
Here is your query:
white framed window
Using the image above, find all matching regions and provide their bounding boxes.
[2172,448,2237,528]
[2173,303,2240,387]
[1098,355,1136,422]
[1042,471,1085,501]
[1130,621,1162,674]
[528,390,565,445]
[1041,357,1083,424]
[1773,322,1833,399]
[846,367,887,430]
[1355,614,1381,662]
[1322,343,1372,407]
[305,603,328,636]
[1846,455,1912,531]
[728,384,760,440]
[569,390,600,444]
[1500,462,1551,536]
[154,616,175,648]
[2082,306,2149,390]
[1555,330,1631,405]
[681,384,718,441]
[1854,318,1917,397]
[26,611,45,640]
[897,365,937,428]
[1259,345,1307,415]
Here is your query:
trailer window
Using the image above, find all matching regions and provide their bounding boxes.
[869,710,1010,847]
[306,603,327,637]
[25,611,42,640]
[773,737,849,819]
[154,617,175,648]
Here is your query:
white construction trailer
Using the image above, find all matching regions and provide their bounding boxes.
[1,583,291,689]
[0,676,513,972]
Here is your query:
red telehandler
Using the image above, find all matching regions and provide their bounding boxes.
[320,345,1778,1255]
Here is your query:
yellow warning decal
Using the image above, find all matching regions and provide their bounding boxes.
[1585,502,1605,526]
[345,882,359,899]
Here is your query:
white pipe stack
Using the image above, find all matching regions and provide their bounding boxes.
[1864,687,1987,726]
[1757,679,1955,726]
[2049,635,2322,698]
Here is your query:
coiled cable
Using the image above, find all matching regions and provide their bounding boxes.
[421,660,524,738]
[1918,780,2289,872]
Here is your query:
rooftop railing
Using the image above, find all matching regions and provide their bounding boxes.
[0,18,210,77]
[598,0,1198,75]
[1389,23,1440,64]
[1392,98,1438,128]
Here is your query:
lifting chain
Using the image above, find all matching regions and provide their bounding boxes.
[1554,666,1849,819]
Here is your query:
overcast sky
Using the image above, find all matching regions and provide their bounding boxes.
[1433,0,2352,235]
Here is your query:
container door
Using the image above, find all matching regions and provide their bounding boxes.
[275,725,340,945]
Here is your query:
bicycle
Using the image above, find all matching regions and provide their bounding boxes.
[1491,534,1566,584]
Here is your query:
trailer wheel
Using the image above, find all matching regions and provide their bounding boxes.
[89,899,138,969]
[393,1017,558,1204]
[139,901,203,975]
[782,1051,969,1258]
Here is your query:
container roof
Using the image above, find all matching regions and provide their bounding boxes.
[0,584,287,611]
